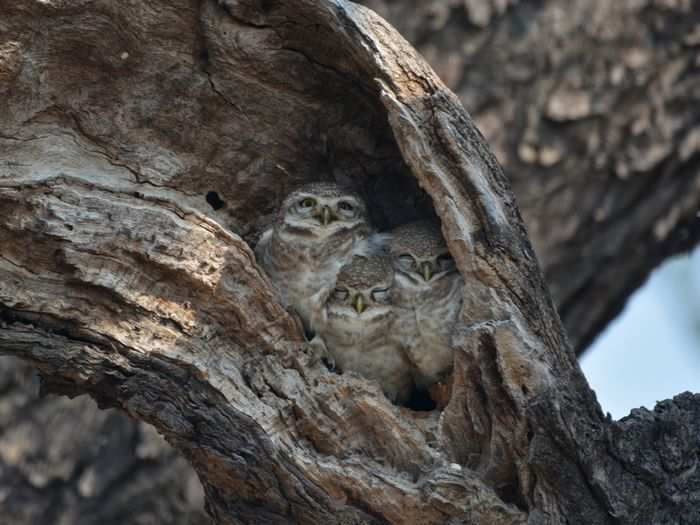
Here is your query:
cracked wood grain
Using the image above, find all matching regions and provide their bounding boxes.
[1,1,699,524]
[361,0,700,354]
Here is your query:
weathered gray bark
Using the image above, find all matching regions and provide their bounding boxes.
[1,1,699,524]
[362,0,700,353]
[0,357,207,525]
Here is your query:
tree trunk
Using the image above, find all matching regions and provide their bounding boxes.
[1,1,698,524]
[361,0,700,354]
[0,357,207,525]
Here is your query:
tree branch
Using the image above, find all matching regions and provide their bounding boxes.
[1,0,698,523]
[362,0,700,353]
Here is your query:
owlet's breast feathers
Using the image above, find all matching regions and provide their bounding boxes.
[316,254,413,404]
[388,221,463,389]
[255,182,372,332]
[256,183,463,405]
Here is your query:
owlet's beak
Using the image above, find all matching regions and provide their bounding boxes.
[353,294,366,314]
[317,205,334,226]
[421,261,434,282]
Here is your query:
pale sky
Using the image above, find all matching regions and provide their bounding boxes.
[580,247,700,419]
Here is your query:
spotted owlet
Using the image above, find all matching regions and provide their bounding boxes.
[315,255,413,404]
[388,221,463,390]
[255,182,371,333]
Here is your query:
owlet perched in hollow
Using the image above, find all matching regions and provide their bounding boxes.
[315,255,413,404]
[255,182,371,333]
[389,221,463,390]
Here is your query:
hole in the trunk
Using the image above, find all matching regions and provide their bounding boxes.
[206,191,226,210]
[406,388,436,412]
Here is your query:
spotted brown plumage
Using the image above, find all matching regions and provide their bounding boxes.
[389,221,448,259]
[335,253,393,290]
[255,182,372,333]
[388,221,463,390]
[316,255,413,404]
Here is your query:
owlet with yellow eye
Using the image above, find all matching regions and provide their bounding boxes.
[315,255,413,404]
[255,182,372,333]
[388,221,463,390]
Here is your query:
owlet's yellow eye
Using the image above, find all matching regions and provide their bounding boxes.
[333,288,349,301]
[398,254,415,269]
[371,288,389,302]
[300,198,315,208]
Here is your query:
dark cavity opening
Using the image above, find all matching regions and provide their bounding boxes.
[199,46,209,63]
[206,191,226,210]
[406,387,436,412]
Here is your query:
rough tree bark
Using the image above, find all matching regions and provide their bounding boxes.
[362,0,700,353]
[0,357,206,524]
[1,1,699,524]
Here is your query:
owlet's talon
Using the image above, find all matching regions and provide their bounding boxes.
[308,336,335,370]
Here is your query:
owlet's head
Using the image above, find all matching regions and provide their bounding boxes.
[278,182,369,239]
[328,255,394,318]
[389,221,457,285]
